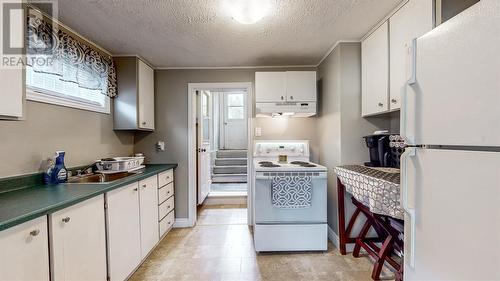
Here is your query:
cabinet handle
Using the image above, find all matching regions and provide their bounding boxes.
[378,102,384,107]
[167,205,171,209]
[133,188,138,191]
[29,229,40,236]
[280,96,284,100]
[142,184,147,188]
[142,122,146,125]
[290,96,294,100]
[391,99,397,103]
[168,221,171,225]
[167,191,170,194]
[62,217,70,223]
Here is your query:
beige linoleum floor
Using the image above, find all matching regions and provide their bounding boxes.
[129,205,394,281]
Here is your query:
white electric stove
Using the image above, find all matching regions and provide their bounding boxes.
[252,140,328,252]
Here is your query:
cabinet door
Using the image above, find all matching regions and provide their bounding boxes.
[106,182,142,281]
[0,216,49,281]
[362,21,389,116]
[255,72,287,103]
[389,0,433,110]
[139,175,159,258]
[50,195,107,281]
[138,59,155,130]
[285,71,317,102]
[0,0,24,119]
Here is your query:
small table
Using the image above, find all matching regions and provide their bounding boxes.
[334,165,404,281]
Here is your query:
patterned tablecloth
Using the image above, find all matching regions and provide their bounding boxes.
[334,165,404,220]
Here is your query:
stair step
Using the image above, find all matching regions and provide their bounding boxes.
[213,166,247,174]
[217,150,248,159]
[212,174,247,183]
[215,158,247,166]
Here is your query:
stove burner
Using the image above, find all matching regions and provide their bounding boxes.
[300,164,317,167]
[259,161,273,165]
[260,163,281,168]
[290,161,309,165]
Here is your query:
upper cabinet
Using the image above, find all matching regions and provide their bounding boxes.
[256,71,317,103]
[362,21,390,117]
[114,57,155,131]
[0,0,25,120]
[362,0,433,117]
[389,0,434,110]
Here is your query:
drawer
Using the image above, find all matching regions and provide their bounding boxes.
[139,175,158,190]
[159,196,174,220]
[158,169,174,188]
[159,210,175,237]
[158,182,174,204]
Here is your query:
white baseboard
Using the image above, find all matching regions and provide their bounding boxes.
[173,218,192,228]
[328,225,355,252]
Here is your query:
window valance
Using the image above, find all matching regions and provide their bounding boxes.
[26,10,117,98]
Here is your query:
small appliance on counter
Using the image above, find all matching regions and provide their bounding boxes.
[363,131,404,168]
[95,156,145,174]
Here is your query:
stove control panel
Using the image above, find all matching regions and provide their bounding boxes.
[254,141,309,157]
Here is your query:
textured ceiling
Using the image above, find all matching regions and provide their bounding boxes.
[50,0,401,68]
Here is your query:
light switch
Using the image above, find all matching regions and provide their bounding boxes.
[255,127,262,137]
[156,141,165,151]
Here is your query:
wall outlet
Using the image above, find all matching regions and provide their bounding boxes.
[156,141,165,151]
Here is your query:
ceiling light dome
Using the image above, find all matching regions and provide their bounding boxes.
[224,0,272,24]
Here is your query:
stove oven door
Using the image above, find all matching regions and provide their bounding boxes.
[254,171,327,223]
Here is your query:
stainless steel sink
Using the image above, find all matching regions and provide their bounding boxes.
[67,172,139,184]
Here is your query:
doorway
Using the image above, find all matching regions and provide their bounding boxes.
[188,83,253,227]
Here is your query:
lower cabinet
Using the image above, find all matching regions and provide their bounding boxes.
[50,195,107,281]
[0,216,50,281]
[106,175,160,281]
[139,176,159,259]
[106,182,142,281]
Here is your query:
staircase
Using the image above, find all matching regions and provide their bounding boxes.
[212,150,247,183]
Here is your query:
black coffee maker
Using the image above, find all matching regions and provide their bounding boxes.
[363,133,404,168]
[364,134,390,167]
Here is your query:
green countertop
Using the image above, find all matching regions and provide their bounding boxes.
[0,164,177,231]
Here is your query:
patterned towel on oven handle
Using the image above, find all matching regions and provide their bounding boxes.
[271,175,313,208]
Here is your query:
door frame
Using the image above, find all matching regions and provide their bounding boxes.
[187,82,253,227]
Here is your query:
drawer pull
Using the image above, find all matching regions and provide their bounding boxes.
[168,221,171,225]
[133,188,138,191]
[142,184,147,189]
[62,217,71,223]
[30,229,40,236]
[167,191,170,194]
[167,205,171,209]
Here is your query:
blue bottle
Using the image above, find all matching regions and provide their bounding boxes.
[51,151,68,184]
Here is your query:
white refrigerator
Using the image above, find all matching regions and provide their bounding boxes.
[400,0,500,280]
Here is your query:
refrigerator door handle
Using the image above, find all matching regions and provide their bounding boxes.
[408,38,417,85]
[401,38,418,145]
[401,147,416,269]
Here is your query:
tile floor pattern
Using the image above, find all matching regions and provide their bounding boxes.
[129,205,394,281]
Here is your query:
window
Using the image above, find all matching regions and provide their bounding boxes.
[25,9,116,114]
[226,93,245,120]
[26,65,110,114]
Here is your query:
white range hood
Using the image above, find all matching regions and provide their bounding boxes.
[255,102,317,117]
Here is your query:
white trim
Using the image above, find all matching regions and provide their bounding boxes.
[26,88,111,114]
[156,65,316,70]
[328,225,355,253]
[188,82,254,228]
[173,218,192,228]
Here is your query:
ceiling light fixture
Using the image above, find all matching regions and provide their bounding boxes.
[224,0,271,24]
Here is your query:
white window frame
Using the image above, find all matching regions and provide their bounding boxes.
[26,86,111,114]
